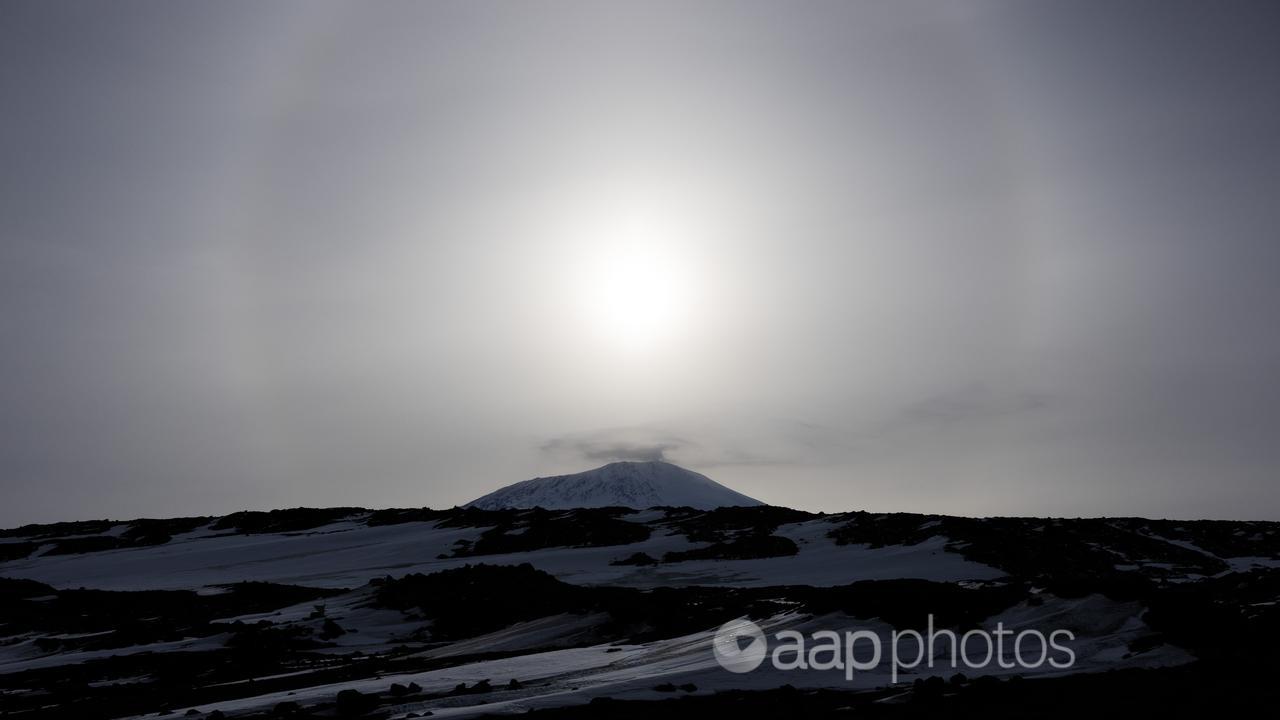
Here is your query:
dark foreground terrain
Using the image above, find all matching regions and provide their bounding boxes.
[1,506,1277,718]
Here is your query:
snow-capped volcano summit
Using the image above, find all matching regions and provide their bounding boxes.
[465,461,763,510]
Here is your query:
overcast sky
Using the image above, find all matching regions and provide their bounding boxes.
[2,0,1279,525]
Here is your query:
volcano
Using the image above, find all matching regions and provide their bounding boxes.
[465,460,763,510]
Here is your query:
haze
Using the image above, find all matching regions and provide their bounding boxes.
[3,0,1279,525]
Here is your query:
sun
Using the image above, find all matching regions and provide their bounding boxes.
[572,215,695,353]
[590,246,683,349]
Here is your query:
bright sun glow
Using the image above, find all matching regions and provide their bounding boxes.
[572,213,696,353]
[590,246,683,349]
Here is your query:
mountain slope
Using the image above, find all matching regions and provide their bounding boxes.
[465,461,763,510]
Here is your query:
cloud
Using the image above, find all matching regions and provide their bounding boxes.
[539,431,686,464]
[538,424,810,469]
[895,384,1051,428]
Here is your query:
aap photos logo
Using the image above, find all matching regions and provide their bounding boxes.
[709,614,1077,683]
[712,618,768,673]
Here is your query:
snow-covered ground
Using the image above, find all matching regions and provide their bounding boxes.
[0,516,1000,592]
[4,503,1274,718]
[146,593,1188,719]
